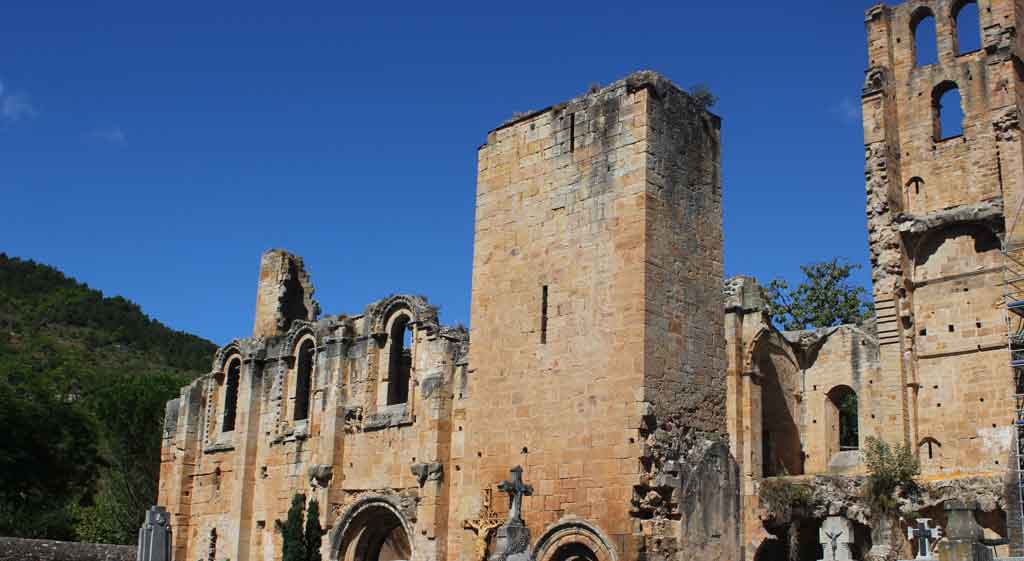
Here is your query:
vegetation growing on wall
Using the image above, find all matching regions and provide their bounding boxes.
[862,436,920,512]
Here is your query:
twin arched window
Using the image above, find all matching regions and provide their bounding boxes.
[912,1,981,68]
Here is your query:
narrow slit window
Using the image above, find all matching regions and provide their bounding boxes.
[569,114,575,153]
[540,285,548,344]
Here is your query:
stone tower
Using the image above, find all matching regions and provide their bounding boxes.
[861,0,1021,479]
[452,71,737,561]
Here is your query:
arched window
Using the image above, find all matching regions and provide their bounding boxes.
[907,176,925,195]
[912,8,938,67]
[934,82,964,140]
[386,314,412,405]
[221,357,241,432]
[954,0,981,55]
[827,385,859,451]
[293,339,314,421]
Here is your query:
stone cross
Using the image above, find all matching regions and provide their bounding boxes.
[907,518,941,559]
[137,506,172,561]
[497,466,533,525]
[818,515,854,561]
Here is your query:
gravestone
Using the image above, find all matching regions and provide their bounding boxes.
[907,518,941,560]
[137,506,172,561]
[936,501,992,561]
[490,466,533,561]
[819,515,854,561]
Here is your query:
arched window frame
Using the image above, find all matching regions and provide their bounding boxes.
[932,81,964,141]
[379,309,415,408]
[952,0,981,56]
[290,335,317,423]
[911,7,938,68]
[220,355,242,433]
[825,385,860,458]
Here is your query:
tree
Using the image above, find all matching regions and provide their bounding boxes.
[304,498,323,561]
[277,494,307,561]
[766,258,874,331]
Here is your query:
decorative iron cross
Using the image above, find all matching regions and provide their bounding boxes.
[907,518,941,559]
[497,465,533,525]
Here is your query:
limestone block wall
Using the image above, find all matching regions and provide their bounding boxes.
[456,71,733,561]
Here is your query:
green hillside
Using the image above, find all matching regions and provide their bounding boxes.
[0,253,216,543]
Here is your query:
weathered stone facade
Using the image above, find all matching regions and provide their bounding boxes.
[159,73,738,561]
[727,0,1024,558]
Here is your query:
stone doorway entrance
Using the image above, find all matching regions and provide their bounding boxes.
[333,501,413,561]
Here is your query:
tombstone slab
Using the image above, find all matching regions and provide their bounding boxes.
[137,506,172,561]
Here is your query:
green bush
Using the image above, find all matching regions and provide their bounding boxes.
[862,436,919,512]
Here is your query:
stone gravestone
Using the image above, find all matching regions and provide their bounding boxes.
[935,501,992,561]
[819,515,854,561]
[907,518,941,560]
[490,466,533,561]
[137,506,172,561]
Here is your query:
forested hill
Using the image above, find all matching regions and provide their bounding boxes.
[0,253,215,371]
[0,253,216,544]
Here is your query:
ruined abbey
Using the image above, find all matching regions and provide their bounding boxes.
[156,1,1024,560]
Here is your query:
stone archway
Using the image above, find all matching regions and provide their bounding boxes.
[532,521,616,561]
[330,499,414,561]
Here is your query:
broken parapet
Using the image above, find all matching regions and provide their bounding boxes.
[723,276,769,315]
[252,249,320,338]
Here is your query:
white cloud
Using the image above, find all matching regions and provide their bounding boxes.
[90,126,126,144]
[0,78,36,122]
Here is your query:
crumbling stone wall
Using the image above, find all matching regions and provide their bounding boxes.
[160,251,467,561]
[0,538,135,561]
[862,0,1020,478]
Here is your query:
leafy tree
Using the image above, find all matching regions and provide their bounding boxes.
[305,498,323,561]
[766,258,874,330]
[277,494,307,561]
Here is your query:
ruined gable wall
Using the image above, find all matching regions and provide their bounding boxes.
[862,0,1021,478]
[160,254,464,561]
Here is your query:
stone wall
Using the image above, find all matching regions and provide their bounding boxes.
[457,70,733,561]
[0,538,135,561]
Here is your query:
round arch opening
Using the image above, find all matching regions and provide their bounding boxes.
[334,501,413,561]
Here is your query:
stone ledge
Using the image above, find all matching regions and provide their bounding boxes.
[363,403,413,431]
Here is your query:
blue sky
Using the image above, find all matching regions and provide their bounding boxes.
[0,1,929,345]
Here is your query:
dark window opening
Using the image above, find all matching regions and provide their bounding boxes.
[912,9,938,66]
[293,339,314,421]
[387,315,412,405]
[908,176,925,195]
[954,1,981,54]
[540,285,549,344]
[569,114,576,153]
[222,358,241,432]
[934,82,965,140]
[828,386,859,450]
